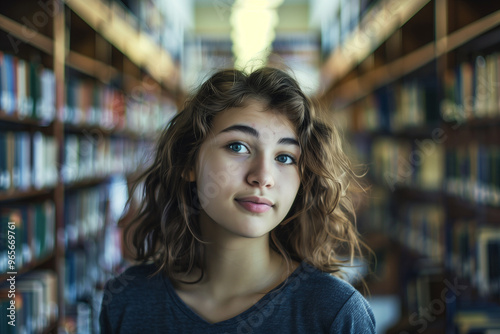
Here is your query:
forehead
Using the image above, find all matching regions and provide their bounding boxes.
[212,101,297,136]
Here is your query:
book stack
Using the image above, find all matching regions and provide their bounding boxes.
[441,53,500,124]
[64,185,106,247]
[0,131,58,193]
[0,270,58,334]
[445,138,500,207]
[449,220,500,333]
[62,135,153,184]
[397,203,445,263]
[65,76,177,135]
[0,200,56,273]
[349,78,440,134]
[371,136,445,191]
[0,52,56,123]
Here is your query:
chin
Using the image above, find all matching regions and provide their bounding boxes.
[228,223,273,239]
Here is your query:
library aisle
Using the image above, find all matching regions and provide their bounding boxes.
[0,0,499,333]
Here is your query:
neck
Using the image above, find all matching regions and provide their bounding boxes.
[194,212,288,302]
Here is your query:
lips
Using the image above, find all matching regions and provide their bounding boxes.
[235,196,274,213]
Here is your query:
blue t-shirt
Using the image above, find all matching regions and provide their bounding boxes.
[99,261,375,333]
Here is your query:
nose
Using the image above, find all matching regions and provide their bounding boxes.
[246,153,275,188]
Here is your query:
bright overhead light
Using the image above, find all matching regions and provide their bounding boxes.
[230,0,284,72]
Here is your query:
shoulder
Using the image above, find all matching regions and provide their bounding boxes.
[102,263,163,303]
[100,263,169,333]
[293,262,358,302]
[291,262,376,333]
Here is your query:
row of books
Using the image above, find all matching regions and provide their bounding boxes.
[441,52,500,124]
[183,37,234,90]
[64,176,128,275]
[65,79,125,129]
[64,227,123,332]
[62,135,152,184]
[358,188,445,262]
[352,133,500,207]
[268,34,321,95]
[357,185,393,234]
[453,307,500,334]
[349,78,440,133]
[64,186,106,247]
[0,270,58,334]
[370,136,445,191]
[64,228,122,304]
[449,219,500,298]
[0,51,178,133]
[63,176,129,251]
[360,196,500,298]
[65,77,177,135]
[318,0,371,57]
[0,131,58,192]
[117,0,186,60]
[64,177,128,332]
[0,52,56,123]
[445,144,500,207]
[396,203,445,263]
[0,200,56,274]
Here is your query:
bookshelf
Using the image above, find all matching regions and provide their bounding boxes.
[319,0,500,333]
[0,0,179,332]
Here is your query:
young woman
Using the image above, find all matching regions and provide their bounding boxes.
[100,67,376,333]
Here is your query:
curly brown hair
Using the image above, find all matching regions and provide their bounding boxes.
[124,67,368,283]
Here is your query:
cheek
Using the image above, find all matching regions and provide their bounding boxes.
[195,158,241,206]
[283,170,301,192]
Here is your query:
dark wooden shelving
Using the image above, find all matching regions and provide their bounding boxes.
[0,187,54,202]
[0,253,55,282]
[0,0,179,331]
[0,112,55,127]
[320,1,500,333]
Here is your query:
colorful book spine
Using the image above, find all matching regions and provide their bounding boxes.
[0,200,55,274]
[441,53,500,123]
[62,135,152,184]
[0,131,57,193]
[445,142,500,207]
[0,52,55,123]
[64,77,176,134]
[0,270,57,333]
[371,136,444,191]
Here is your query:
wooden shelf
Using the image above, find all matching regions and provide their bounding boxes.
[63,176,110,190]
[0,112,55,127]
[0,13,53,55]
[393,186,443,203]
[63,0,179,91]
[0,1,180,331]
[321,9,500,109]
[321,1,500,332]
[63,122,158,141]
[438,9,500,56]
[0,188,54,202]
[66,51,118,83]
[446,194,500,224]
[350,122,442,138]
[0,253,55,282]
[443,115,500,129]
[321,0,431,89]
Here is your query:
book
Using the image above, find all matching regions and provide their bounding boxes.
[0,270,57,332]
[477,228,500,297]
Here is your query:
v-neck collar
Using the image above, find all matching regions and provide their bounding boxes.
[162,260,307,327]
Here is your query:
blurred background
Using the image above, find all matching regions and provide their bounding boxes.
[0,0,499,333]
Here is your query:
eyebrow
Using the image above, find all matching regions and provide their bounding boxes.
[218,124,300,147]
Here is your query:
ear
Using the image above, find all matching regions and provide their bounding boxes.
[182,168,196,182]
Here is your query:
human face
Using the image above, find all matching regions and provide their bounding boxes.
[189,100,301,240]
